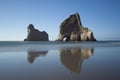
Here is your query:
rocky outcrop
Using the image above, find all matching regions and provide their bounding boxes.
[24,24,49,41]
[56,13,96,41]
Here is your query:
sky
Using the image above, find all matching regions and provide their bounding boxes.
[0,0,120,41]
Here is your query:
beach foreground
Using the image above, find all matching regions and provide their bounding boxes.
[0,41,120,80]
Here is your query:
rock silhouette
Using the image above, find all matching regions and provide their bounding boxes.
[24,24,49,41]
[56,13,96,41]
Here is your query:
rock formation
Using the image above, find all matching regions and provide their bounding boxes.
[56,13,96,41]
[24,24,49,41]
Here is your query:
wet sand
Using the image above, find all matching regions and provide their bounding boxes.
[0,42,120,80]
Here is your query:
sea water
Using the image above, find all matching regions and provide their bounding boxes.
[0,41,120,80]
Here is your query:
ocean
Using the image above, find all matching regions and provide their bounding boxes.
[0,41,120,80]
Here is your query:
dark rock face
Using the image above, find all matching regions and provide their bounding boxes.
[24,24,49,41]
[56,13,96,41]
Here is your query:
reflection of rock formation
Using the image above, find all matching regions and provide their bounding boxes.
[27,51,48,63]
[24,24,49,41]
[60,48,94,73]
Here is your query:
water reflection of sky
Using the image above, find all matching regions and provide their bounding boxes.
[0,47,120,80]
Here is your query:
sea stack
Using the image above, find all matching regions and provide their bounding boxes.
[56,13,96,41]
[24,24,49,41]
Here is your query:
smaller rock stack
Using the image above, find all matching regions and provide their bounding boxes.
[24,24,49,41]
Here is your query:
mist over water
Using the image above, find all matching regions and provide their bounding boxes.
[0,41,120,80]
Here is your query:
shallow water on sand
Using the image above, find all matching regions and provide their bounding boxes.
[0,41,120,80]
